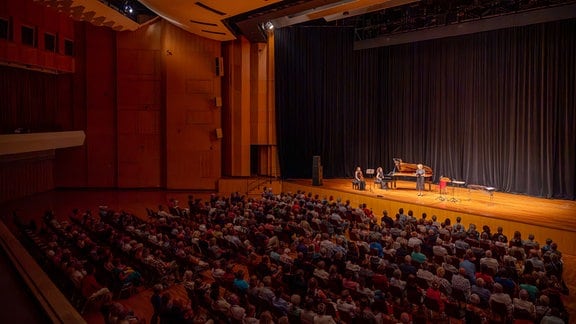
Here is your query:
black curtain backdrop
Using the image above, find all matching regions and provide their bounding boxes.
[275,19,576,200]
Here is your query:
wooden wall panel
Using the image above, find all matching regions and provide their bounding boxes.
[250,43,268,145]
[55,21,87,188]
[222,37,251,177]
[163,21,221,189]
[117,80,160,107]
[117,49,158,76]
[84,24,116,187]
[116,23,162,188]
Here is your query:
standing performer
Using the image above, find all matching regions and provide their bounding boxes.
[416,163,425,196]
[355,166,366,190]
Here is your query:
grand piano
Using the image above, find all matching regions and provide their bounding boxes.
[387,158,434,190]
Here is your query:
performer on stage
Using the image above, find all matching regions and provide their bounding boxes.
[416,163,425,196]
[355,166,366,190]
[375,167,385,189]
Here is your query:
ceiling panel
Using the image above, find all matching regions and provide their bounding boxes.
[139,0,284,41]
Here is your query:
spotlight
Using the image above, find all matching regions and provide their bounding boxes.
[123,1,134,15]
[264,21,274,31]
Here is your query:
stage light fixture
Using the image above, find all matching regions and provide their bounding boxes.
[123,1,134,15]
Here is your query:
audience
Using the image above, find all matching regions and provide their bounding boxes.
[18,189,570,323]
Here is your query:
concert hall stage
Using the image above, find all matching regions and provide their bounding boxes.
[283,178,576,256]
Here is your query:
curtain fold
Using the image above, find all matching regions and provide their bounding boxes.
[275,19,576,200]
[0,65,72,133]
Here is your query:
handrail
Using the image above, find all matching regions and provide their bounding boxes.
[0,221,86,324]
[246,176,276,194]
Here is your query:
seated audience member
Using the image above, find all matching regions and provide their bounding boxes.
[535,295,552,320]
[425,280,446,312]
[390,269,406,291]
[513,289,536,320]
[111,259,142,286]
[541,238,553,254]
[229,294,246,322]
[233,270,250,295]
[301,297,318,324]
[523,233,540,251]
[493,227,508,244]
[527,250,545,271]
[416,262,435,286]
[313,260,330,281]
[271,287,290,316]
[475,264,495,289]
[494,268,517,296]
[470,278,491,307]
[451,267,472,300]
[540,307,566,324]
[459,250,477,284]
[410,245,427,264]
[399,255,417,277]
[314,302,337,324]
[258,276,276,303]
[479,250,499,275]
[434,267,452,296]
[81,265,112,300]
[466,294,489,323]
[489,283,513,319]
[336,289,358,316]
[519,274,539,302]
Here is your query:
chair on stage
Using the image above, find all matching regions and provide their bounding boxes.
[352,178,366,190]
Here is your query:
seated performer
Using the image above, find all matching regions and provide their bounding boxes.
[375,167,386,189]
[354,166,366,190]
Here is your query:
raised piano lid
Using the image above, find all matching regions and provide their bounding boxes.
[393,158,433,174]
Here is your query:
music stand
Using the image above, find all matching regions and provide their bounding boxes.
[450,180,466,202]
[366,168,375,192]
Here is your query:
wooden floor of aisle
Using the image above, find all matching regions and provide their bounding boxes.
[0,186,574,323]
